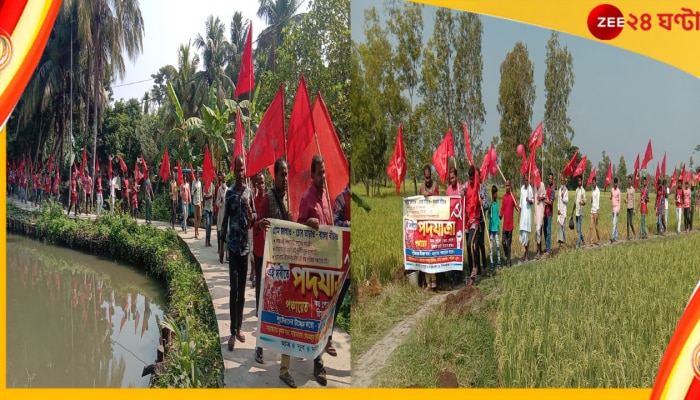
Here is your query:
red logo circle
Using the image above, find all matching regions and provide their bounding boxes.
[587,4,624,40]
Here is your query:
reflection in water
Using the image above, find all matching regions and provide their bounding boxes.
[6,234,167,388]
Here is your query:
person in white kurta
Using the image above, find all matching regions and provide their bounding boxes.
[518,176,534,261]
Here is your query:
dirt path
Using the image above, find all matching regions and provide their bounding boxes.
[351,290,450,388]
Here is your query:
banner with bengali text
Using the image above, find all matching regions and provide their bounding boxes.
[256,219,350,359]
[403,196,464,273]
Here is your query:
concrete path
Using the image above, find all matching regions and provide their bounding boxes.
[7,197,351,388]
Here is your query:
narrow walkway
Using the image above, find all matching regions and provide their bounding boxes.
[7,197,351,388]
[352,291,448,388]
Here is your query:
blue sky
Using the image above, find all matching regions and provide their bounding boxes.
[351,0,700,174]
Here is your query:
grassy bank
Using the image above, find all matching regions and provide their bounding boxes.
[8,203,223,388]
[352,182,699,387]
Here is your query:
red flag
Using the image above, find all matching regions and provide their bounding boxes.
[633,153,640,188]
[488,145,498,178]
[234,22,254,98]
[134,160,143,184]
[189,162,195,182]
[681,163,686,184]
[95,158,100,173]
[47,155,53,175]
[641,140,653,170]
[11,158,16,170]
[176,160,183,186]
[661,152,666,177]
[462,121,474,167]
[141,156,148,175]
[479,152,490,182]
[118,156,128,173]
[573,155,587,177]
[529,150,541,188]
[670,167,677,190]
[587,166,597,189]
[654,162,660,189]
[312,92,349,202]
[528,121,543,150]
[387,124,406,194]
[246,84,285,177]
[604,162,613,191]
[82,147,87,177]
[29,153,33,175]
[520,150,529,176]
[202,144,215,191]
[562,150,579,178]
[232,108,247,171]
[108,157,113,180]
[432,128,455,185]
[287,76,316,219]
[159,148,171,182]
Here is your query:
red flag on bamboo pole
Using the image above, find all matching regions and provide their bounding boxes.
[604,162,613,192]
[670,167,677,189]
[661,152,666,178]
[387,124,406,194]
[232,108,247,171]
[562,150,579,178]
[641,140,653,170]
[654,163,660,189]
[246,84,286,177]
[311,91,349,202]
[587,166,597,189]
[47,155,53,175]
[529,150,541,188]
[82,147,87,176]
[118,156,127,174]
[134,159,143,184]
[108,157,113,180]
[287,76,316,219]
[159,148,171,182]
[633,153,640,188]
[202,144,215,191]
[432,128,455,185]
[176,160,183,186]
[233,22,254,98]
[95,158,100,173]
[528,121,543,150]
[462,121,474,167]
[680,163,686,185]
[572,155,587,177]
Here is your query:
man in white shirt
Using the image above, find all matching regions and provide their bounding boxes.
[557,176,569,247]
[192,170,203,239]
[216,171,228,255]
[518,175,534,261]
[203,176,215,247]
[575,176,587,248]
[589,176,601,246]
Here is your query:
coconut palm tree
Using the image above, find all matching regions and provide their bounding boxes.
[194,15,234,104]
[72,0,144,196]
[256,0,306,73]
[226,11,249,90]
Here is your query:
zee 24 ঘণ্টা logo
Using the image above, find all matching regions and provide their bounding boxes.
[587,4,700,40]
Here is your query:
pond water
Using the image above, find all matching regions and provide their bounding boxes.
[6,233,167,388]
